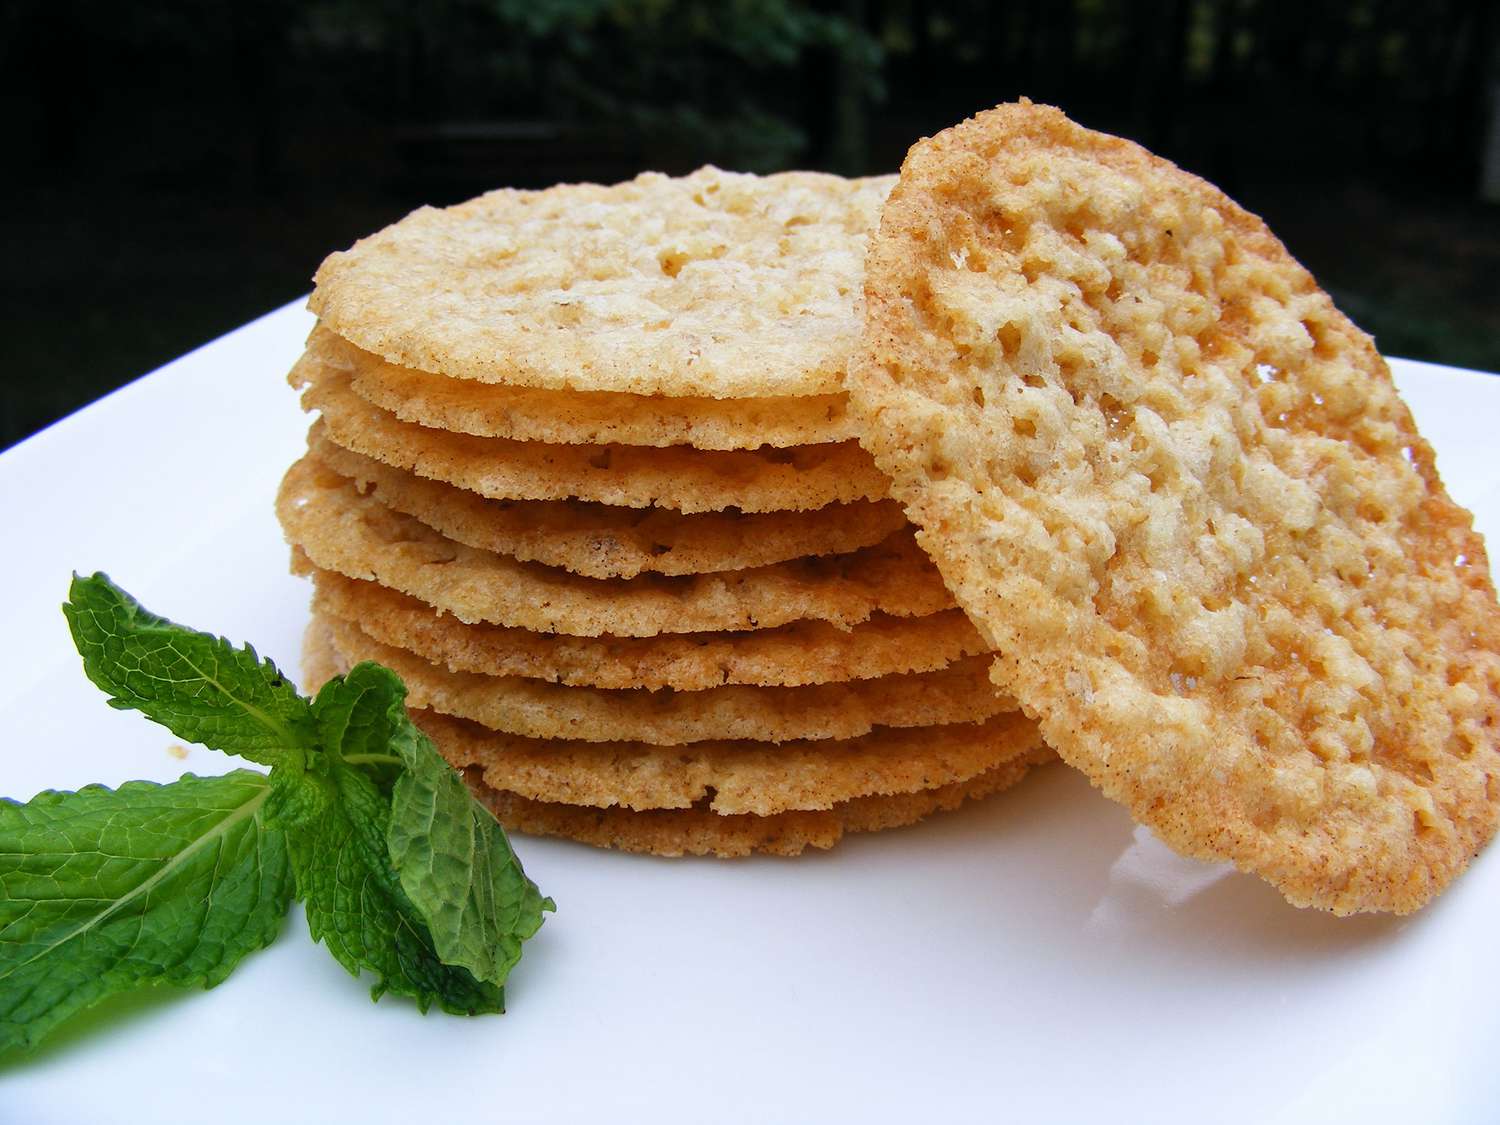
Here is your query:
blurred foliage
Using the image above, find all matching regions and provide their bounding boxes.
[286,0,883,171]
[1,0,1497,449]
[8,0,1488,181]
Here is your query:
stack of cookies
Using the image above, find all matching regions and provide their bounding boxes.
[280,167,1052,856]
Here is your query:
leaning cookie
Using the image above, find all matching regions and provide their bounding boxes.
[849,100,1500,914]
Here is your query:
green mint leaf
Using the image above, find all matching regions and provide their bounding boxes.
[283,758,505,1015]
[35,576,550,1044]
[309,662,406,792]
[0,771,291,1055]
[309,662,551,992]
[388,714,553,990]
[260,766,332,831]
[63,573,316,766]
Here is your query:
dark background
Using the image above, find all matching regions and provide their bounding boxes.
[4,0,1498,451]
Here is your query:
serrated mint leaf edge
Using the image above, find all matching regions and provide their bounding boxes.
[63,573,316,763]
[0,771,292,1054]
[387,718,554,990]
[0,772,275,990]
[281,760,506,1017]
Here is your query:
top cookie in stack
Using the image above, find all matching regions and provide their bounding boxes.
[280,167,1052,857]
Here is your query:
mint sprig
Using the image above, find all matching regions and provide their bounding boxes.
[0,574,552,1056]
[0,772,290,1052]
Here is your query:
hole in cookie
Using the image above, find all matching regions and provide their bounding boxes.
[1021,371,1046,389]
[998,322,1023,357]
[588,449,613,470]
[1098,394,1129,431]
[1142,350,1159,368]
[927,457,951,480]
[972,386,986,408]
[1013,417,1036,439]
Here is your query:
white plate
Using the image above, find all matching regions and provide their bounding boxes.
[3,301,1498,1124]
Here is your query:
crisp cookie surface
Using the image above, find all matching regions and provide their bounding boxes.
[310,567,988,691]
[851,101,1500,913]
[279,455,952,637]
[309,427,906,579]
[304,620,1042,817]
[301,614,345,694]
[464,752,1052,857]
[309,166,894,399]
[318,610,1007,744]
[302,618,1047,855]
[416,709,1045,816]
[299,364,887,513]
[305,326,855,449]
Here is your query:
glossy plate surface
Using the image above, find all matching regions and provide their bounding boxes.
[3,301,1498,1123]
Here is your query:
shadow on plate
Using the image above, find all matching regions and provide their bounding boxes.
[0,982,193,1074]
[792,762,1411,967]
